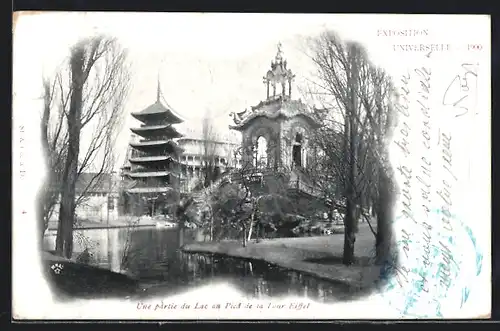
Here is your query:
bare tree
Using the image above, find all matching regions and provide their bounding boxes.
[42,35,131,258]
[305,32,362,265]
[201,111,220,188]
[199,111,220,238]
[357,66,397,264]
[38,76,68,241]
[305,31,396,265]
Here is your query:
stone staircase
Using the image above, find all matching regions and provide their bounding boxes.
[186,171,233,209]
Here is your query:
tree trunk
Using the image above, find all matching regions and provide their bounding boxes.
[55,48,85,258]
[56,177,78,258]
[37,191,49,245]
[39,81,52,245]
[209,215,213,241]
[178,221,185,248]
[242,223,247,247]
[342,44,358,266]
[343,198,356,265]
[247,210,255,242]
[255,222,261,243]
[376,166,392,264]
[39,191,50,244]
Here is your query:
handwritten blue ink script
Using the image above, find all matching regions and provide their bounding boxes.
[380,210,483,318]
[381,42,488,318]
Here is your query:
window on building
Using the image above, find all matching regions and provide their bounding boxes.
[293,133,303,167]
[254,136,268,168]
[107,196,114,210]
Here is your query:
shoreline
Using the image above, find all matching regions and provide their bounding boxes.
[181,227,380,292]
[47,223,160,231]
[183,246,357,288]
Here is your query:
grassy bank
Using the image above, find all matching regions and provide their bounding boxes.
[182,225,381,293]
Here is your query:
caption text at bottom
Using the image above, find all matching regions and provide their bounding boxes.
[137,301,311,311]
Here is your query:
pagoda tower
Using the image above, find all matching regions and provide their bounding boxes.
[126,78,184,216]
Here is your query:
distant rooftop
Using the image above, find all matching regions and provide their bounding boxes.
[176,121,241,144]
[47,172,121,194]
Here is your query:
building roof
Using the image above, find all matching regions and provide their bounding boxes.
[229,97,321,131]
[176,121,241,144]
[130,124,183,139]
[131,80,185,124]
[127,170,177,178]
[131,100,184,124]
[126,186,176,194]
[129,139,184,154]
[74,172,121,194]
[229,42,321,131]
[129,155,176,164]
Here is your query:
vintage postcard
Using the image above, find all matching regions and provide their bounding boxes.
[12,12,491,320]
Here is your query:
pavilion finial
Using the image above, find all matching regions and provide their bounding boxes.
[276,42,283,62]
[262,41,295,100]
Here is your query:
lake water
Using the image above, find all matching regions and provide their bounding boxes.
[43,227,352,302]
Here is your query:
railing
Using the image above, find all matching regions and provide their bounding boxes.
[179,169,234,195]
[290,178,323,197]
[130,166,173,173]
[139,123,168,128]
[131,150,172,159]
[139,138,169,143]
[235,164,289,176]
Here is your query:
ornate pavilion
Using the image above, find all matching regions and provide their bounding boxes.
[228,43,323,197]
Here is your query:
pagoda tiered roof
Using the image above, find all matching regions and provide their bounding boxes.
[129,155,176,164]
[131,100,184,124]
[130,124,183,139]
[127,170,178,179]
[127,186,176,194]
[129,139,184,154]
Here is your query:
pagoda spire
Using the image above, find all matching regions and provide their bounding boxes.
[156,72,161,102]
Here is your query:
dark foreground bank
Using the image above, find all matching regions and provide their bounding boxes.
[42,252,140,300]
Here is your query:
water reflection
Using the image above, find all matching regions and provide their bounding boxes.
[43,227,349,302]
[153,252,351,302]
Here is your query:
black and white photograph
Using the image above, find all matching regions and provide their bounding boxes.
[12,12,490,320]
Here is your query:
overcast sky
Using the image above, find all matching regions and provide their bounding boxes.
[13,13,485,170]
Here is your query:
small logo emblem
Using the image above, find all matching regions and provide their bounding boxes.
[51,263,64,274]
